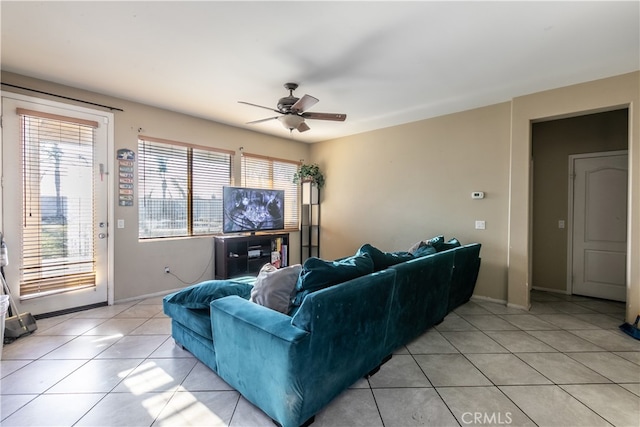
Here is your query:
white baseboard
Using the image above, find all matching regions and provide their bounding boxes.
[471,294,530,311]
[114,287,184,305]
[531,286,570,295]
[471,294,507,305]
[507,302,531,311]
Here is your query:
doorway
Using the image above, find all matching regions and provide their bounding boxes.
[1,94,113,315]
[531,108,629,301]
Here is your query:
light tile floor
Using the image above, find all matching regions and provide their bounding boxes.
[1,290,639,426]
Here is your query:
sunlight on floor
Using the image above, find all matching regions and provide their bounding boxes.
[121,361,174,394]
[120,361,228,426]
[153,391,227,426]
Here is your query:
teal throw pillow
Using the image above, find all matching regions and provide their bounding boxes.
[434,237,462,252]
[413,244,437,257]
[357,243,414,271]
[428,235,445,247]
[166,280,253,309]
[292,253,374,306]
[408,235,444,254]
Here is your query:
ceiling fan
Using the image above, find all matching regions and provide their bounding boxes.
[239,83,346,133]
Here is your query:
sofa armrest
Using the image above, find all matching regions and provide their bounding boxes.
[210,296,311,427]
[211,295,308,344]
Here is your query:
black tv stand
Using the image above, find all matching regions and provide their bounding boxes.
[214,233,289,279]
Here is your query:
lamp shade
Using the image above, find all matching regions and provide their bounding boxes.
[278,114,305,130]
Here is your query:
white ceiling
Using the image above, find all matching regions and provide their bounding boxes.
[2,1,639,143]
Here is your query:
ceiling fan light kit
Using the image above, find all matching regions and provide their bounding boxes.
[279,114,306,132]
[239,83,346,133]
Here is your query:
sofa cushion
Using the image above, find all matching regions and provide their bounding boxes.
[165,279,253,309]
[250,263,302,314]
[412,244,437,257]
[357,244,414,271]
[169,307,213,340]
[408,235,444,254]
[434,238,462,252]
[291,253,374,307]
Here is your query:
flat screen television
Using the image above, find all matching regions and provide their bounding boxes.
[222,186,285,234]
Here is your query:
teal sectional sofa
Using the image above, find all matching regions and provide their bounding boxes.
[163,242,481,427]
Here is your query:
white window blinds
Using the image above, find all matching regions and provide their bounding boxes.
[241,153,299,230]
[138,136,233,238]
[192,147,233,235]
[18,108,98,297]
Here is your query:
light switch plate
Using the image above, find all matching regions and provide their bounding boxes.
[117,219,125,229]
[475,220,486,230]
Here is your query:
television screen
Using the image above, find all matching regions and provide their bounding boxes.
[222,186,285,233]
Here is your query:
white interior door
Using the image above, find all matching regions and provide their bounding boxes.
[570,151,628,301]
[1,94,112,315]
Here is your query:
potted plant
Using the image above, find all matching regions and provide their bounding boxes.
[293,163,325,188]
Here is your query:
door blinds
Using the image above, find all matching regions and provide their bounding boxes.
[18,108,98,297]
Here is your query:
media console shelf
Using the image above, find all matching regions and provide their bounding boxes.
[214,233,289,279]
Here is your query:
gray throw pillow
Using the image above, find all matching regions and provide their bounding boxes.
[250,263,302,314]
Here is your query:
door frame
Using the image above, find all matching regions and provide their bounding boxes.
[0,91,115,308]
[566,149,628,297]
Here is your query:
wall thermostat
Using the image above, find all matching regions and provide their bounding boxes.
[472,191,485,199]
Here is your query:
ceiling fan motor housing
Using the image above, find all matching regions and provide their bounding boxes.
[278,82,300,112]
[277,95,299,113]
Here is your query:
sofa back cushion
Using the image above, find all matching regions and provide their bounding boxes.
[250,264,302,314]
[434,237,462,252]
[412,244,437,258]
[357,244,414,271]
[292,268,395,333]
[385,251,454,353]
[408,235,444,254]
[291,253,374,307]
[448,243,482,311]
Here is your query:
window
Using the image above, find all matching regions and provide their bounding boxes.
[138,136,234,238]
[18,108,98,296]
[241,153,299,230]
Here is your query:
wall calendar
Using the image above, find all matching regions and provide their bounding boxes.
[117,149,135,206]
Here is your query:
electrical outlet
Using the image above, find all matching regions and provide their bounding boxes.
[475,220,486,230]
[164,266,170,274]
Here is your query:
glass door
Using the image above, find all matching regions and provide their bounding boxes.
[1,95,112,315]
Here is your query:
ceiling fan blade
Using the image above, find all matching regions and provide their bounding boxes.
[291,94,319,113]
[301,112,347,121]
[246,116,279,125]
[297,121,311,133]
[238,101,281,114]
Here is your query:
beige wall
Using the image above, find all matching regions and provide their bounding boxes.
[509,72,639,322]
[1,72,309,303]
[310,103,512,302]
[531,109,628,292]
[311,71,639,321]
[2,71,639,322]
